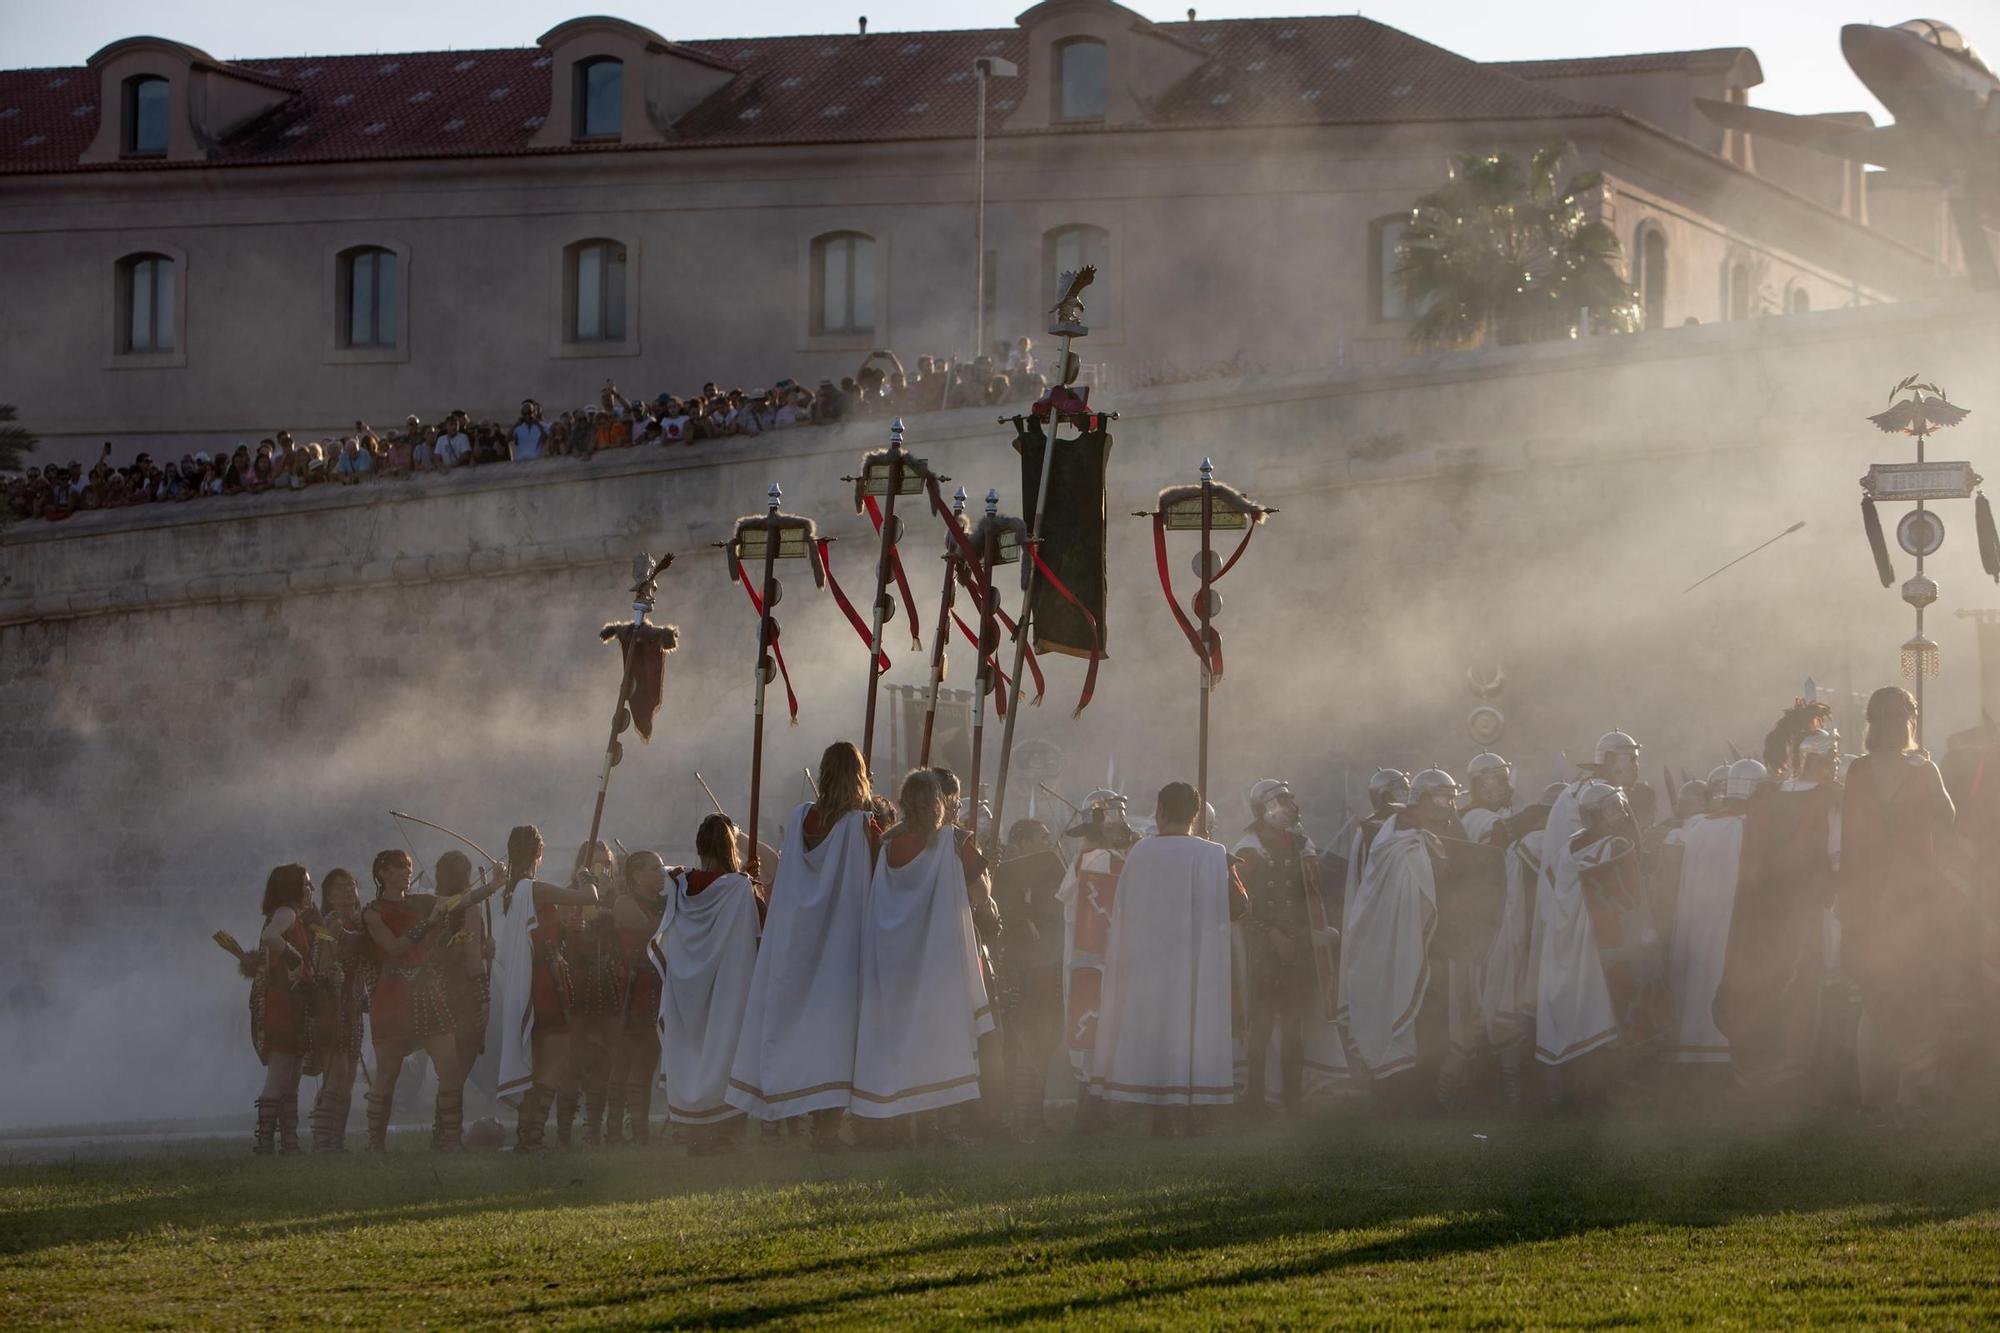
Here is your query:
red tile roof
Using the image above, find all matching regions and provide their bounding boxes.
[1490,47,1754,79]
[0,16,1607,176]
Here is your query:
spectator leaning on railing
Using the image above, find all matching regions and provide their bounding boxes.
[5,343,1085,523]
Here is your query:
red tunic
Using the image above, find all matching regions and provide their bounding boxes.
[366,898,454,1048]
[619,901,665,1031]
[531,898,573,1032]
[255,913,315,1061]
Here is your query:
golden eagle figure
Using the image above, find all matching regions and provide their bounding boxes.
[1868,374,1971,437]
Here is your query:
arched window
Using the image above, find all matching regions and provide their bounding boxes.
[1727,261,1751,320]
[336,246,398,348]
[566,238,627,341]
[123,75,168,157]
[811,231,877,335]
[117,252,176,353]
[1632,224,1667,330]
[1369,215,1415,322]
[1788,285,1811,315]
[574,57,623,140]
[1043,224,1110,328]
[1055,38,1107,121]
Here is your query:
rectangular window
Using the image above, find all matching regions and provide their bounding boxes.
[1376,220,1412,322]
[571,242,626,341]
[124,257,174,353]
[1059,42,1107,121]
[128,79,168,157]
[579,61,623,139]
[345,250,397,347]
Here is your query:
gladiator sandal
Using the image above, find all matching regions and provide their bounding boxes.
[627,1080,653,1146]
[555,1088,578,1149]
[252,1097,278,1155]
[602,1078,628,1148]
[582,1066,608,1148]
[277,1093,303,1154]
[311,1086,351,1152]
[365,1091,394,1153]
[431,1088,464,1153]
[514,1084,552,1153]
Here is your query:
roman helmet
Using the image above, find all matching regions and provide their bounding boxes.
[1246,778,1299,829]
[1576,779,1630,831]
[1064,788,1131,841]
[1408,768,1463,811]
[1367,768,1411,814]
[1724,758,1768,802]
[1465,751,1514,807]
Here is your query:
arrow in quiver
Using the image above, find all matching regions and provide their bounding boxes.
[1011,414,1108,714]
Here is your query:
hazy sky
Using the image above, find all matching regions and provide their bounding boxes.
[12,0,1980,120]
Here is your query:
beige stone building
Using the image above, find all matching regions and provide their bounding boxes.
[0,3,1967,457]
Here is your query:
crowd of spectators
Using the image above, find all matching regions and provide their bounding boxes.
[6,342,1052,524]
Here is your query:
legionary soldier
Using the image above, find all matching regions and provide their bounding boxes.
[1664,759,1762,1074]
[1056,789,1138,1131]
[1336,768,1410,1075]
[1535,731,1646,1077]
[1716,719,1843,1094]
[1343,769,1460,1112]
[1235,779,1334,1114]
[1566,779,1670,1088]
[1460,754,1516,845]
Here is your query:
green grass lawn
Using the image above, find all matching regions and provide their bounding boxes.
[6,1105,2000,1328]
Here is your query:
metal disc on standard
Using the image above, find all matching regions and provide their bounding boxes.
[1897,509,1945,558]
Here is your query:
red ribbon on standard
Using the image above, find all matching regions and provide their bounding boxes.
[813,540,891,673]
[860,492,923,651]
[735,558,799,723]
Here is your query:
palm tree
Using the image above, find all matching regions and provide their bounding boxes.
[0,404,35,474]
[1395,143,1639,352]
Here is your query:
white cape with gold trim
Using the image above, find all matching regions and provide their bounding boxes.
[654,869,761,1124]
[851,832,994,1117]
[725,804,872,1119]
[1090,834,1236,1106]
[493,878,538,1109]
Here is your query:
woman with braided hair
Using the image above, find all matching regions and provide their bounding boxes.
[493,824,603,1152]
[361,848,459,1152]
[434,852,494,1086]
[561,839,622,1148]
[306,868,368,1151]
[250,863,316,1154]
[606,849,669,1146]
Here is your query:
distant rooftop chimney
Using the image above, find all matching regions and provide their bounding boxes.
[858,15,868,36]
[1187,8,1196,19]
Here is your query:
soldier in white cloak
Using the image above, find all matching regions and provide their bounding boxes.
[1343,768,1459,1111]
[1335,768,1410,1069]
[1459,753,1516,845]
[652,815,763,1155]
[1665,758,1764,1070]
[1534,731,1643,1073]
[1090,782,1246,1136]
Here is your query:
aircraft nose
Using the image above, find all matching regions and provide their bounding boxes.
[1842,22,1924,96]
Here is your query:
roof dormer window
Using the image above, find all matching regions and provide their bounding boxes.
[1056,37,1107,121]
[574,57,623,140]
[124,75,168,157]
